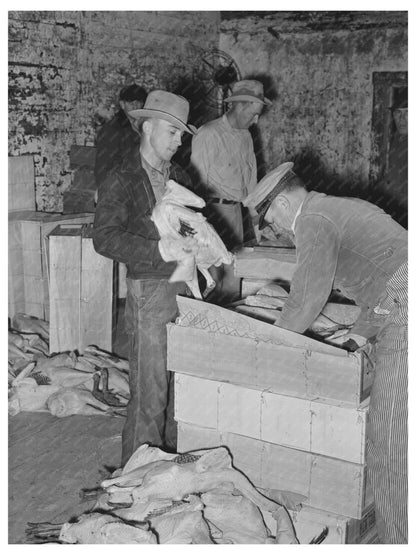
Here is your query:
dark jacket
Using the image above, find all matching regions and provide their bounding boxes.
[92,148,193,280]
[280,191,407,337]
[94,110,140,188]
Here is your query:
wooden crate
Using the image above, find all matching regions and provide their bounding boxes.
[8,155,36,212]
[8,211,94,320]
[234,246,297,280]
[168,324,372,406]
[260,504,376,544]
[48,224,113,354]
[174,373,368,464]
[177,421,369,519]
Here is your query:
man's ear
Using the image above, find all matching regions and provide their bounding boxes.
[276,193,289,210]
[141,119,152,136]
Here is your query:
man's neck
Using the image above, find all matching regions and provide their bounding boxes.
[140,145,165,171]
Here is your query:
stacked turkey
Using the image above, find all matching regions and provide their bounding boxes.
[57,444,299,544]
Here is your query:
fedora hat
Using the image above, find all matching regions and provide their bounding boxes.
[243,162,296,229]
[128,90,197,134]
[224,79,272,106]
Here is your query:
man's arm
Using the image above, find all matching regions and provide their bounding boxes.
[278,214,340,333]
[92,172,165,269]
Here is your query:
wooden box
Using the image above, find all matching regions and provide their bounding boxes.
[234,246,297,280]
[174,373,368,464]
[8,211,94,320]
[48,224,114,354]
[8,155,36,212]
[167,297,374,406]
[177,421,370,519]
[260,504,377,544]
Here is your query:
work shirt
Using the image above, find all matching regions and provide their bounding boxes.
[191,114,257,201]
[279,191,407,337]
[141,154,170,202]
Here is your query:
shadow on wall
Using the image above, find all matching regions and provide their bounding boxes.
[293,147,367,198]
[292,147,406,227]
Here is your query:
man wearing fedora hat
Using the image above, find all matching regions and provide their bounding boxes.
[93,90,198,465]
[244,163,408,544]
[191,79,271,303]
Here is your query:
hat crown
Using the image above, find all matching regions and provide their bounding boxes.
[233,80,264,97]
[142,90,190,124]
[224,79,271,105]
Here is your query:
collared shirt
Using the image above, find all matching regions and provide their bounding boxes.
[141,154,171,202]
[291,200,305,233]
[190,114,257,201]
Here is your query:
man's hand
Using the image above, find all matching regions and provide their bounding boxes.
[326,330,367,351]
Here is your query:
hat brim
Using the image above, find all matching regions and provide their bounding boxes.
[224,94,272,106]
[128,108,196,135]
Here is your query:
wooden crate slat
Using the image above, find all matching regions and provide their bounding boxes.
[8,156,36,212]
[234,246,297,280]
[80,231,113,353]
[168,324,370,406]
[177,421,368,519]
[49,231,82,354]
[260,504,376,544]
[174,373,368,464]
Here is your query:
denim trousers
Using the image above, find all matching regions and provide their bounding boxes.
[121,277,186,466]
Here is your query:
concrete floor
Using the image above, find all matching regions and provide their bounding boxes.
[8,300,130,544]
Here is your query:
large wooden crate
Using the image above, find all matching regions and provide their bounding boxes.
[8,211,94,320]
[167,297,373,406]
[48,224,114,354]
[8,155,36,212]
[174,373,368,464]
[177,421,370,519]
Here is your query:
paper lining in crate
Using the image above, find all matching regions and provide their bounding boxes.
[176,421,370,519]
[168,296,374,406]
[174,373,368,465]
[8,211,94,320]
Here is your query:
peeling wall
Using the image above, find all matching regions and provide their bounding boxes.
[9,11,407,210]
[8,11,220,211]
[219,11,407,195]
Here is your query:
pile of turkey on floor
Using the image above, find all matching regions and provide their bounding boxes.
[27,444,300,544]
[8,313,129,417]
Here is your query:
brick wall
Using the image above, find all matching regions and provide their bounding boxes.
[220,11,407,195]
[8,11,220,211]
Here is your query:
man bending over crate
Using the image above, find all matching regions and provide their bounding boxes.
[244,162,408,544]
[93,90,197,465]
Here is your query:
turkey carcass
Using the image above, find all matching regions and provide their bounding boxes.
[151,180,233,299]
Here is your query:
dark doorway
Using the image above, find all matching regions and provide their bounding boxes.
[369,71,408,228]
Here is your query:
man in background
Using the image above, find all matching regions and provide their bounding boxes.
[191,79,271,302]
[93,90,197,465]
[94,83,147,190]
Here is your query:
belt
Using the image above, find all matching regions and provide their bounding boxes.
[207,197,240,205]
